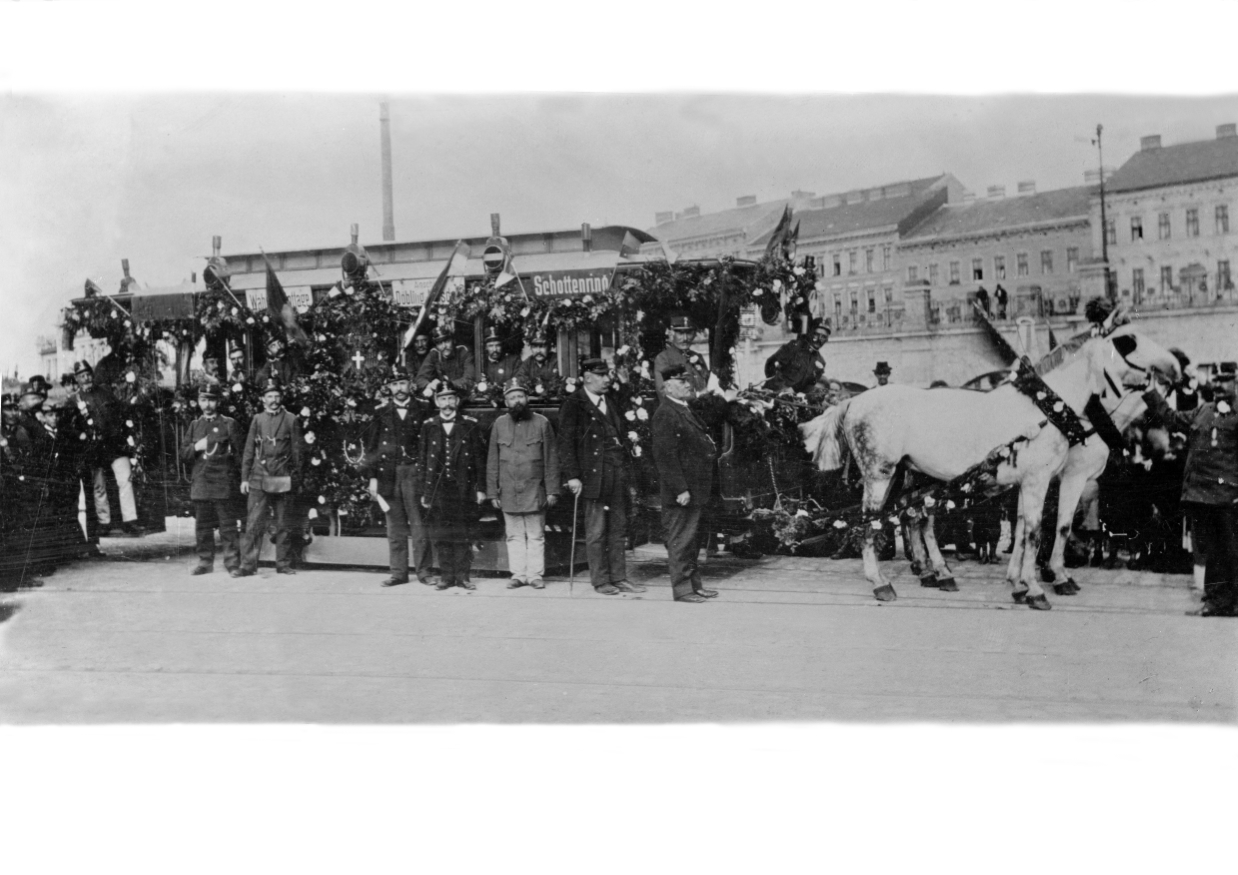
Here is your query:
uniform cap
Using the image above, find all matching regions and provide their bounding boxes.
[484,327,502,344]
[73,360,94,376]
[198,383,223,400]
[434,380,460,398]
[660,364,690,382]
[502,377,529,397]
[580,357,609,375]
[261,377,283,394]
[433,326,454,343]
[386,362,411,382]
[669,314,695,332]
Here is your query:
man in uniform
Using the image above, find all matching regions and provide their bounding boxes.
[479,328,522,390]
[255,335,302,389]
[558,358,643,595]
[239,378,303,576]
[418,380,487,590]
[201,353,224,386]
[72,360,142,537]
[652,364,719,603]
[653,314,710,396]
[487,377,561,589]
[1144,365,1238,616]
[406,331,433,376]
[874,361,892,386]
[363,363,433,587]
[515,331,560,398]
[416,326,477,397]
[764,318,831,393]
[180,384,244,576]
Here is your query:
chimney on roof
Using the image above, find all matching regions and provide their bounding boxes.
[655,211,674,225]
[987,185,1006,199]
[1218,123,1237,140]
[1017,180,1036,195]
[736,195,757,207]
[1140,135,1162,151]
[682,205,700,218]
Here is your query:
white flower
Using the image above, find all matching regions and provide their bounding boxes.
[246,317,255,325]
[1219,401,1232,414]
[924,495,937,507]
[125,371,136,383]
[583,294,594,304]
[318,495,326,504]
[344,285,355,296]
[126,436,136,447]
[328,285,341,298]
[231,307,239,316]
[636,407,649,421]
[753,288,764,298]
[796,509,809,518]
[125,420,133,428]
[79,433,86,441]
[300,407,311,418]
[870,520,883,530]
[627,430,639,443]
[946,500,956,510]
[77,400,87,411]
[616,345,630,357]
[1052,401,1064,412]
[477,381,489,392]
[633,445,642,457]
[534,384,544,394]
[311,457,321,466]
[625,410,636,421]
[793,266,806,277]
[232,383,243,393]
[87,418,94,426]
[520,306,530,317]
[772,279,783,291]
[636,310,645,321]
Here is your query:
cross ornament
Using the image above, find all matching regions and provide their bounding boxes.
[351,350,365,370]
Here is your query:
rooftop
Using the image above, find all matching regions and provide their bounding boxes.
[647,199,791,244]
[1107,134,1238,193]
[901,185,1093,243]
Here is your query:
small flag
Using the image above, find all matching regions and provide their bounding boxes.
[764,205,794,259]
[263,258,310,348]
[1048,328,1059,351]
[404,241,470,349]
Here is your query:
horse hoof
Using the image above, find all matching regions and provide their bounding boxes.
[1011,589,1028,604]
[1027,593,1052,610]
[909,561,923,577]
[1054,579,1079,596]
[1066,579,1081,594]
[919,573,940,588]
[936,576,958,592]
[1040,567,1055,583]
[873,584,897,602]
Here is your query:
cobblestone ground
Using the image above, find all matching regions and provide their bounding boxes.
[0,520,1233,723]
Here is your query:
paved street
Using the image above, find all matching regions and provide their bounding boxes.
[1,521,1234,723]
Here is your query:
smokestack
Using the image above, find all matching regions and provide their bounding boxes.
[581,223,592,252]
[380,102,395,242]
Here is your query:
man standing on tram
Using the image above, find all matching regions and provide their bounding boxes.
[480,328,521,390]
[416,326,477,397]
[654,314,710,397]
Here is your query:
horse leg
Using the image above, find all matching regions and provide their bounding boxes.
[862,477,897,602]
[1017,474,1055,611]
[1046,470,1089,596]
[1006,490,1029,602]
[906,512,936,588]
[921,513,958,592]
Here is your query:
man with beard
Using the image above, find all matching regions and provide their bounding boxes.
[558,358,643,595]
[764,318,831,393]
[487,378,561,589]
[406,331,433,376]
[238,378,303,576]
[181,384,244,576]
[479,328,521,391]
[71,360,142,537]
[416,326,477,397]
[363,364,433,587]
[515,331,560,398]
[418,380,487,590]
[653,314,710,397]
[228,346,249,384]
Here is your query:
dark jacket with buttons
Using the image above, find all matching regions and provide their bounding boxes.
[1143,389,1238,506]
[417,415,486,510]
[557,387,630,501]
[651,396,716,507]
[180,414,244,501]
[360,401,421,497]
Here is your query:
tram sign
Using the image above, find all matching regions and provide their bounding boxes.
[527,268,616,298]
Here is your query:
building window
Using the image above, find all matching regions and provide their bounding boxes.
[834,296,842,319]
[1105,219,1116,246]
[1040,250,1054,274]
[949,260,960,284]
[994,255,1006,279]
[832,253,842,277]
[1219,260,1232,291]
[1130,216,1143,241]
[1186,208,1199,237]
[882,244,892,271]
[1016,252,1029,276]
[907,265,919,282]
[1066,247,1079,273]
[848,250,858,274]
[928,263,939,284]
[849,290,858,313]
[971,258,983,281]
[884,286,894,303]
[1132,268,1145,298]
[865,248,875,273]
[867,289,877,313]
[1160,265,1174,293]
[1217,205,1229,234]
[1158,212,1171,239]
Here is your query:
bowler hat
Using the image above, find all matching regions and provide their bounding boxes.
[21,379,48,400]
[669,314,695,332]
[660,364,690,383]
[27,375,53,395]
[580,357,609,375]
[434,380,460,398]
[502,377,529,397]
[73,360,94,377]
[198,383,223,400]
[874,361,892,376]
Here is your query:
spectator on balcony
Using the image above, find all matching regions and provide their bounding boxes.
[975,286,991,318]
[994,284,1009,320]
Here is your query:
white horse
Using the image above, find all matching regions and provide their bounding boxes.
[800,325,1180,609]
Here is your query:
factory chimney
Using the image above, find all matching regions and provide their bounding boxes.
[380,101,395,242]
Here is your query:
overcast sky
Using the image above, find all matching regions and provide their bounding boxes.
[3,4,1237,376]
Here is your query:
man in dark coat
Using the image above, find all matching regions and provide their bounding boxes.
[406,331,433,376]
[764,318,830,393]
[557,358,642,595]
[651,364,719,603]
[418,380,487,590]
[71,359,142,537]
[416,326,477,396]
[479,327,522,391]
[1144,367,1238,616]
[254,336,303,390]
[653,314,710,397]
[239,378,303,576]
[363,363,432,587]
[515,330,561,399]
[180,383,244,575]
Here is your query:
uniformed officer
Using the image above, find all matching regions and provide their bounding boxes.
[180,383,244,576]
[514,330,561,398]
[418,380,487,590]
[363,363,433,587]
[764,318,830,393]
[406,331,433,376]
[238,378,303,576]
[479,327,522,391]
[415,326,477,397]
[653,314,710,396]
[72,360,142,537]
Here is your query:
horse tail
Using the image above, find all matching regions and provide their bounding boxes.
[801,400,851,471]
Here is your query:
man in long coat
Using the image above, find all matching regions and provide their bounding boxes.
[71,359,142,537]
[557,358,643,595]
[239,378,303,576]
[764,318,831,393]
[363,363,433,587]
[651,364,719,603]
[416,326,477,396]
[487,378,561,589]
[180,383,244,576]
[653,314,710,396]
[419,380,487,590]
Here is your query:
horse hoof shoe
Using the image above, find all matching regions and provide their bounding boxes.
[873,585,897,602]
[919,574,940,588]
[936,577,958,592]
[1011,590,1028,604]
[1027,594,1052,610]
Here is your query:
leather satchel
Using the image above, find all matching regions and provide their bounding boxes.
[261,475,292,493]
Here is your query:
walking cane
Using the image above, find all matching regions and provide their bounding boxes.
[568,489,581,596]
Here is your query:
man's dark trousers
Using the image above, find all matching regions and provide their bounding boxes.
[584,495,627,590]
[195,499,240,571]
[241,490,292,572]
[1190,505,1238,611]
[388,463,431,581]
[428,494,474,585]
[663,504,704,599]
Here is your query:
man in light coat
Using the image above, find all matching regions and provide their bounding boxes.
[487,378,561,589]
[239,378,303,576]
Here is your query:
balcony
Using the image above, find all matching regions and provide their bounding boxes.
[834,306,906,334]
